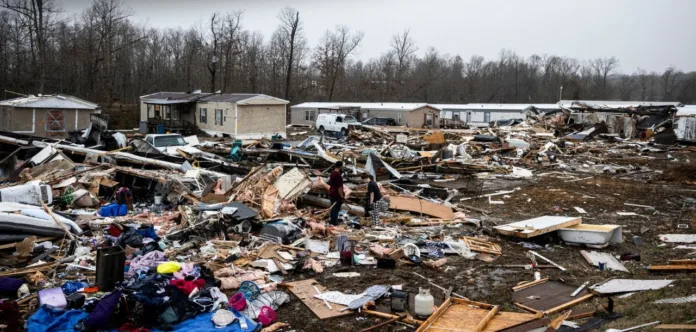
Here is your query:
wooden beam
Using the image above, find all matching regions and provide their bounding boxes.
[649,264,696,271]
[0,237,56,251]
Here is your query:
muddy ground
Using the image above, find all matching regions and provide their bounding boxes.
[275,146,696,331]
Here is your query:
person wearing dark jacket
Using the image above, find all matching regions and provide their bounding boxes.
[361,173,388,224]
[328,161,344,226]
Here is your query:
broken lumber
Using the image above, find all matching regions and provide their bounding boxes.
[362,310,423,326]
[529,251,566,271]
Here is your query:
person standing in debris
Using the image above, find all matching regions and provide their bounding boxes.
[329,161,345,226]
[362,173,388,225]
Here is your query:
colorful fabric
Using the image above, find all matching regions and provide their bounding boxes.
[156,261,181,274]
[126,251,165,278]
[26,306,88,332]
[169,279,205,296]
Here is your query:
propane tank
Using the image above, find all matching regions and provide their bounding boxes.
[414,288,434,317]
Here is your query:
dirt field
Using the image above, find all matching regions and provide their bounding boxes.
[276,147,696,331]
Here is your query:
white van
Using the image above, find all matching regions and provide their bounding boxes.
[315,113,361,134]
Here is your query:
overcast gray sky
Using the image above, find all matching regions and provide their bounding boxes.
[60,0,696,73]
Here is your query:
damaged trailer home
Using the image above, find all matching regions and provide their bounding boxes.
[140,91,289,139]
[290,102,442,128]
[0,94,101,138]
[531,100,683,141]
[674,105,696,143]
[435,103,561,128]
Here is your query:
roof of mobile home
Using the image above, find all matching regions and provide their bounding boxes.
[290,102,435,111]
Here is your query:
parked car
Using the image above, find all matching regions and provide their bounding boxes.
[362,117,397,126]
[315,113,361,134]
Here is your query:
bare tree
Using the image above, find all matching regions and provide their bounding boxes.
[390,28,417,97]
[1,0,59,92]
[660,66,682,101]
[275,7,303,102]
[617,74,635,100]
[313,25,363,101]
[590,57,619,98]
[636,68,650,100]
[207,13,220,92]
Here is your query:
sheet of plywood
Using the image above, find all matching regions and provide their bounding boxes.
[483,311,542,332]
[590,279,674,294]
[273,167,312,200]
[390,196,454,220]
[513,280,593,314]
[423,131,445,144]
[494,216,581,238]
[285,279,352,320]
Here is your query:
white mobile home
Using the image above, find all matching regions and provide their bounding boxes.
[433,104,561,127]
[290,102,441,128]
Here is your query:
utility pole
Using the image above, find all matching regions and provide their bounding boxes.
[559,85,564,102]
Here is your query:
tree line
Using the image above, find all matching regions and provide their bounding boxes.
[1,0,695,108]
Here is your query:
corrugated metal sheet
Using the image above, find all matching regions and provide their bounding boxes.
[675,117,696,142]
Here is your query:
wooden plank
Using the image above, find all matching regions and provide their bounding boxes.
[99,177,119,187]
[285,279,352,320]
[0,262,60,277]
[545,294,594,314]
[362,309,424,326]
[670,259,696,265]
[512,278,549,291]
[656,324,696,330]
[649,264,696,271]
[389,196,454,220]
[494,216,581,238]
[0,237,56,250]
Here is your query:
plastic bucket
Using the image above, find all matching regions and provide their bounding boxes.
[257,306,276,326]
[154,196,163,205]
[228,292,246,311]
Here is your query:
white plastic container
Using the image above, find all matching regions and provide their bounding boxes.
[414,288,434,318]
[154,195,163,205]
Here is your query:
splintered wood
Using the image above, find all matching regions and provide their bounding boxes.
[461,237,502,255]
